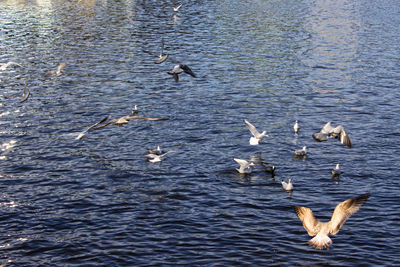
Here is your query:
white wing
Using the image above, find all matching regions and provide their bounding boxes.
[244,120,261,138]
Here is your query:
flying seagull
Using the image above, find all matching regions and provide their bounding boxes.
[167,64,196,82]
[76,115,111,140]
[234,158,255,174]
[294,193,370,250]
[154,38,169,64]
[331,164,341,179]
[45,62,67,77]
[281,178,293,191]
[93,115,169,129]
[244,119,268,145]
[173,3,183,12]
[312,122,352,148]
[294,120,300,134]
[0,62,22,71]
[20,78,30,103]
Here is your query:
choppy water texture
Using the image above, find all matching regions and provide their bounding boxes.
[1,0,400,265]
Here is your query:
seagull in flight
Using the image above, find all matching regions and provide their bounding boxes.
[294,193,370,249]
[154,38,169,64]
[76,115,111,140]
[0,62,22,71]
[234,158,255,174]
[244,119,268,145]
[173,3,183,12]
[312,122,352,148]
[20,78,30,103]
[93,115,169,129]
[45,62,67,77]
[167,64,196,82]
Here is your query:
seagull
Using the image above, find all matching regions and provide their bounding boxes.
[131,105,138,115]
[167,64,196,82]
[312,122,352,148]
[173,3,183,12]
[146,145,164,156]
[45,62,67,77]
[244,119,268,145]
[234,158,255,174]
[294,193,370,250]
[93,115,169,129]
[281,178,293,191]
[0,62,22,71]
[76,115,111,140]
[294,146,307,157]
[20,79,30,103]
[154,38,169,64]
[145,150,178,163]
[294,120,300,134]
[331,164,341,179]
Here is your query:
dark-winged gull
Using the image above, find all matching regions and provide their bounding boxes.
[294,193,370,250]
[76,115,111,140]
[167,64,196,82]
[244,119,268,145]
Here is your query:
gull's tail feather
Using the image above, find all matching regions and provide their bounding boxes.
[308,233,332,250]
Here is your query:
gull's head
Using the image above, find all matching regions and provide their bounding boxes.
[336,164,340,169]
[303,146,307,151]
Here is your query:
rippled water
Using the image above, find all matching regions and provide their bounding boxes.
[1,0,399,265]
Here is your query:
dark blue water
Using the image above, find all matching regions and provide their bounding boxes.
[1,0,399,265]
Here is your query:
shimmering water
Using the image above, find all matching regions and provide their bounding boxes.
[1,0,399,265]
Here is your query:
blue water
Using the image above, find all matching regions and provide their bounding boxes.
[1,0,399,265]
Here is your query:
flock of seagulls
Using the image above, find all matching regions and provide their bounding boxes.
[0,2,370,251]
[235,118,369,249]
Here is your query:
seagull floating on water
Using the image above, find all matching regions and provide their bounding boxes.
[0,62,22,71]
[312,122,352,148]
[331,164,341,179]
[281,178,293,191]
[146,145,164,156]
[173,3,183,12]
[244,119,268,145]
[294,193,370,250]
[154,38,169,64]
[261,162,275,177]
[145,150,178,163]
[45,62,67,77]
[294,120,300,134]
[167,64,196,82]
[294,146,307,157]
[234,158,255,174]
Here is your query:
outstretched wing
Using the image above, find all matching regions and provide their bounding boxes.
[339,128,352,148]
[244,120,261,138]
[294,206,321,236]
[233,158,249,168]
[329,193,370,235]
